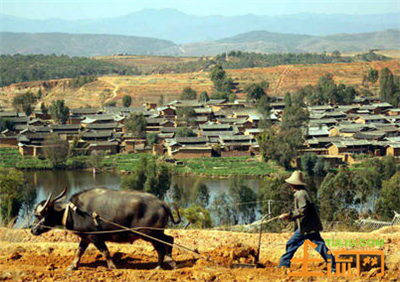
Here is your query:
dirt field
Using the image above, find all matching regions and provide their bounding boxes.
[0,227,399,282]
[1,60,400,108]
[93,55,200,73]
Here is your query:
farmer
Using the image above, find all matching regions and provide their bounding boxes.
[278,170,336,272]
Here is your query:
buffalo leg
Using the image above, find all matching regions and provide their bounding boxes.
[93,241,116,270]
[152,234,176,269]
[163,234,177,269]
[68,240,89,271]
[152,241,166,269]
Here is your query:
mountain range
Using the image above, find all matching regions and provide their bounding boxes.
[1,29,399,57]
[1,9,399,43]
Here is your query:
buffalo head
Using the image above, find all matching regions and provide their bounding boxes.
[31,187,68,236]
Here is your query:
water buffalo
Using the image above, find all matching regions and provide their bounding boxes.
[31,188,181,270]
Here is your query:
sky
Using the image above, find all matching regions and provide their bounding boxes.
[1,0,399,19]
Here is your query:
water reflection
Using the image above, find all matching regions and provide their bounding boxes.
[21,171,262,224]
[25,171,261,204]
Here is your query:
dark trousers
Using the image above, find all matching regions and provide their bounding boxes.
[279,230,336,270]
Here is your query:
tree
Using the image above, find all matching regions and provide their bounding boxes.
[318,169,359,223]
[380,68,399,106]
[122,95,132,107]
[259,175,293,231]
[366,69,379,84]
[12,92,37,116]
[192,180,210,208]
[228,93,236,102]
[0,118,15,132]
[375,173,400,220]
[258,127,304,169]
[257,95,271,129]
[228,176,257,224]
[125,113,147,137]
[37,89,43,99]
[281,92,309,130]
[87,151,105,168]
[21,185,37,222]
[210,64,235,94]
[180,87,197,100]
[176,107,196,126]
[199,91,210,103]
[210,192,235,226]
[146,133,158,146]
[244,82,268,100]
[43,134,70,168]
[210,64,227,83]
[176,127,196,138]
[0,169,24,225]
[121,156,171,200]
[40,102,48,115]
[210,92,229,100]
[180,206,212,228]
[49,100,70,124]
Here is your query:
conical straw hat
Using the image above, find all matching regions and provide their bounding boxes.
[285,170,307,186]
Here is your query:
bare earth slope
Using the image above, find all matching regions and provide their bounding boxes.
[1,60,399,108]
[0,227,399,281]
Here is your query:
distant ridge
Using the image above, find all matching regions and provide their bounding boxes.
[0,32,179,56]
[1,9,399,43]
[177,29,400,56]
[0,29,399,57]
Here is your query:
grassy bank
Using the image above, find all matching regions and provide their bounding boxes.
[0,148,278,177]
[173,156,280,177]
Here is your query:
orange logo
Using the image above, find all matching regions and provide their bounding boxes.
[288,239,385,277]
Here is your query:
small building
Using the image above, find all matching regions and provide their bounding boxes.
[386,143,400,157]
[354,115,389,125]
[87,141,119,154]
[169,146,212,159]
[327,140,372,156]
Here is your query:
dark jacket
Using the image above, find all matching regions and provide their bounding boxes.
[289,189,323,234]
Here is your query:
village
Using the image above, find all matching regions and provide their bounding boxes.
[1,95,400,166]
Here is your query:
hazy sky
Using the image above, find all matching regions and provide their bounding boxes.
[1,0,399,19]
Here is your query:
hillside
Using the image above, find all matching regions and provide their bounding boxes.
[1,60,399,109]
[179,30,400,56]
[0,32,179,56]
[0,227,399,281]
[1,29,399,57]
[1,10,399,43]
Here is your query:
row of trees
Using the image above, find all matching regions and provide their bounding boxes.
[0,54,138,87]
[1,155,398,227]
[301,74,357,105]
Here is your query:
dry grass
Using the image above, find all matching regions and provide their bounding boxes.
[1,60,399,108]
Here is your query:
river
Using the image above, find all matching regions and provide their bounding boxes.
[21,170,262,224]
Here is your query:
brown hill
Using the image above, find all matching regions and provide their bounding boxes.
[1,60,399,109]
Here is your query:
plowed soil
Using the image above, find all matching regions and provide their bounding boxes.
[0,227,399,281]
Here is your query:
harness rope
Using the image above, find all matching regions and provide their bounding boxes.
[34,202,280,264]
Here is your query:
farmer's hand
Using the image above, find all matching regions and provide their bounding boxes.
[279,213,291,220]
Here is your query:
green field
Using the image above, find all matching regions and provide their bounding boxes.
[174,157,280,177]
[0,149,278,177]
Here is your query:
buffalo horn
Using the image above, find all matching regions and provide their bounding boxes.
[38,192,53,214]
[53,187,68,202]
